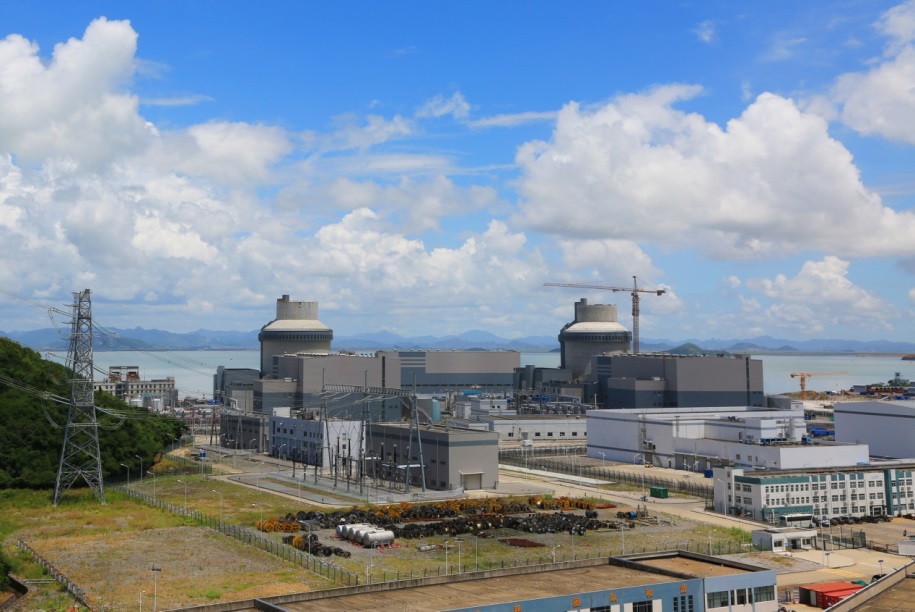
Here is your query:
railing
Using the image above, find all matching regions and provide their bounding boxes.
[498,448,713,499]
[15,540,90,609]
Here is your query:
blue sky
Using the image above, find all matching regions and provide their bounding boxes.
[1,1,915,342]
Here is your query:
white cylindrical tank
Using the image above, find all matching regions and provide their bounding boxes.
[362,530,395,547]
[353,526,374,542]
[346,524,369,541]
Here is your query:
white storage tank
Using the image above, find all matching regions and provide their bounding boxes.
[362,530,395,547]
[345,524,370,541]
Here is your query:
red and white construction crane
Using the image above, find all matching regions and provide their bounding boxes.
[544,275,666,354]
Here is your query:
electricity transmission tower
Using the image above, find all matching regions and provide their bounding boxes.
[53,289,105,505]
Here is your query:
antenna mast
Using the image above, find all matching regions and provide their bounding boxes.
[53,289,105,505]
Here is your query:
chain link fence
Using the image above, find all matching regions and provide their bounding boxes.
[115,485,358,586]
[499,448,713,501]
[15,540,90,609]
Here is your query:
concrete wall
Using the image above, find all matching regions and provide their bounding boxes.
[252,378,296,415]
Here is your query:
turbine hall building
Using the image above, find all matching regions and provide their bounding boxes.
[589,353,765,409]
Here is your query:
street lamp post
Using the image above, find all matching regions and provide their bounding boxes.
[715,479,727,514]
[552,543,561,563]
[147,471,156,498]
[455,538,463,573]
[304,520,313,555]
[212,489,223,524]
[598,451,606,468]
[633,453,643,465]
[620,523,626,555]
[253,503,264,525]
[444,540,450,575]
[120,463,130,489]
[249,437,258,453]
[365,543,377,583]
[177,479,188,509]
[139,590,144,612]
[474,533,479,570]
[135,455,144,484]
[151,566,161,612]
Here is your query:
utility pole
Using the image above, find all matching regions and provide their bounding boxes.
[54,289,105,505]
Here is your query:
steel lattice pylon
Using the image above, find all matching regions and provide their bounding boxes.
[53,289,105,505]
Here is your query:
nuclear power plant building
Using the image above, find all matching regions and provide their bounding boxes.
[257,294,333,376]
[559,298,631,378]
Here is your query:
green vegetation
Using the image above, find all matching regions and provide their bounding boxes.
[0,337,185,593]
[669,343,727,356]
[0,337,184,489]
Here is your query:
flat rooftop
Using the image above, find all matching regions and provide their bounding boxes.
[638,556,749,577]
[849,576,915,612]
[276,554,765,612]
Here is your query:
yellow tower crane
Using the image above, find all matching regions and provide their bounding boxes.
[544,275,666,354]
[789,371,848,400]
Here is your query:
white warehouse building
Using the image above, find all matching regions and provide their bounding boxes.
[587,406,869,471]
[835,400,915,459]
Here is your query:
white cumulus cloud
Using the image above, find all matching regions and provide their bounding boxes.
[744,257,894,332]
[825,1,915,144]
[0,18,150,168]
[514,85,915,259]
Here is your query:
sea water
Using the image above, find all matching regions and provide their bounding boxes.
[49,350,915,400]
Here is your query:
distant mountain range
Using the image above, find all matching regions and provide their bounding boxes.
[2,327,915,354]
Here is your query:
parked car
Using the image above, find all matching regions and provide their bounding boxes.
[819,518,831,527]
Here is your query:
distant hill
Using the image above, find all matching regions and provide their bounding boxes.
[667,343,728,356]
[3,327,915,355]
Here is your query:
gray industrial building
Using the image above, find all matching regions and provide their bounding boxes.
[559,298,631,379]
[264,417,500,492]
[270,414,362,474]
[368,422,499,491]
[215,295,521,420]
[213,366,258,411]
[218,411,269,452]
[590,353,765,408]
[375,350,519,394]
